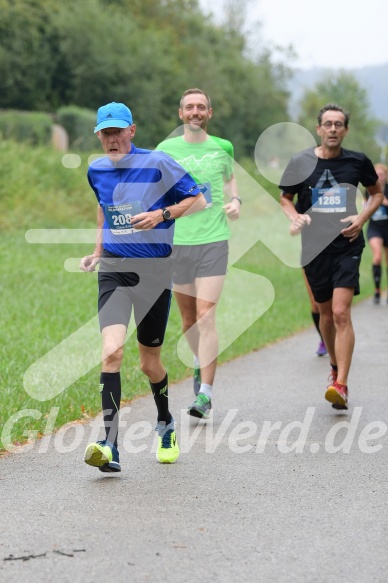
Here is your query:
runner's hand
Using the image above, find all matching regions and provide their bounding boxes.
[223,200,240,221]
[80,254,100,272]
[130,211,162,229]
[340,215,362,242]
[290,214,311,235]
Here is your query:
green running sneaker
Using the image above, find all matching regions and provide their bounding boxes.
[193,366,201,396]
[84,440,121,473]
[187,393,212,419]
[156,419,180,464]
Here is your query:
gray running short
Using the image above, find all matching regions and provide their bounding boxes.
[172,241,228,285]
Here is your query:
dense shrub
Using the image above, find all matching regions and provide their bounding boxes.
[56,105,99,152]
[0,110,52,145]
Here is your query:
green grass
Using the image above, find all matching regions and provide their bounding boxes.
[0,143,378,451]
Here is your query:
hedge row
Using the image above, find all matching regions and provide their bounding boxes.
[56,106,99,152]
[0,106,99,151]
[0,110,53,146]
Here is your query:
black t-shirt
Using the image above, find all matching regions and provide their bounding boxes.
[279,147,378,264]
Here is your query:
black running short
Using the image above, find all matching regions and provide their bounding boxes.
[366,220,388,247]
[97,251,172,347]
[172,241,229,285]
[304,246,363,304]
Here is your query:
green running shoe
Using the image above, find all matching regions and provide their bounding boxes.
[187,393,212,419]
[84,440,121,473]
[193,366,201,396]
[156,419,180,464]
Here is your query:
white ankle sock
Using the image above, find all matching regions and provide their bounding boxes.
[199,383,212,399]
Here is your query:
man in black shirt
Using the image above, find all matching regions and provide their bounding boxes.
[280,103,383,410]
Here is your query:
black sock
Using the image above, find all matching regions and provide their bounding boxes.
[311,311,323,341]
[373,264,381,291]
[100,372,121,447]
[150,373,172,424]
[330,363,338,372]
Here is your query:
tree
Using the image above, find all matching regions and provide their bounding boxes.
[297,71,380,160]
[0,0,291,157]
[0,0,61,110]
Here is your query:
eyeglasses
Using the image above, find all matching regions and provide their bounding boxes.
[321,121,345,129]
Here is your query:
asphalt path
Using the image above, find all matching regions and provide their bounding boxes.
[1,298,388,583]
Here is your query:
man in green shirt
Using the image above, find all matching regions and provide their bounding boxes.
[156,88,241,418]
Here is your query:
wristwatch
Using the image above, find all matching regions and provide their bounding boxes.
[231,196,242,205]
[161,208,171,221]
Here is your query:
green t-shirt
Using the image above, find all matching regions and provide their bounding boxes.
[156,135,234,245]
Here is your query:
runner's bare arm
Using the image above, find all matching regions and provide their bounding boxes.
[223,174,241,221]
[80,205,104,272]
[130,193,206,230]
[281,192,311,234]
[341,182,384,241]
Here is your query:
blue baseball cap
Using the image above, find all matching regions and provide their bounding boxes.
[94,102,133,133]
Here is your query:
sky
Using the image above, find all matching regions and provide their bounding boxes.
[199,0,388,70]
